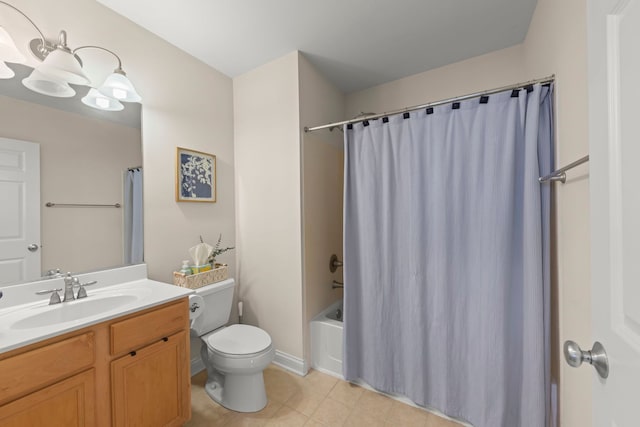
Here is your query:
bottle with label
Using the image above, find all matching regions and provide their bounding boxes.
[180,260,192,275]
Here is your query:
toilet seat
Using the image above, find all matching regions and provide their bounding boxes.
[204,324,272,357]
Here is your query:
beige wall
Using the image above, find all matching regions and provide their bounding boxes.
[346,45,525,117]
[299,54,346,365]
[0,95,141,274]
[233,52,304,359]
[522,0,590,425]
[4,0,236,284]
[345,1,590,424]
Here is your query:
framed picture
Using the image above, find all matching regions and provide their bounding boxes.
[176,147,216,203]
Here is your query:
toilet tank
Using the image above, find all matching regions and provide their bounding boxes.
[191,278,235,336]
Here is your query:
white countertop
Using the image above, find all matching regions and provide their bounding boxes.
[0,264,194,354]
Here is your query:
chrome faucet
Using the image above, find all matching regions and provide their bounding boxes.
[63,272,76,302]
[76,280,97,299]
[35,275,97,304]
[43,268,63,278]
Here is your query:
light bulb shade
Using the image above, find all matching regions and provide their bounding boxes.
[98,72,141,102]
[0,26,25,63]
[0,61,15,79]
[22,69,76,98]
[81,88,124,111]
[38,48,90,86]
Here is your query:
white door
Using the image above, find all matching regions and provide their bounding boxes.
[588,0,640,425]
[0,138,40,285]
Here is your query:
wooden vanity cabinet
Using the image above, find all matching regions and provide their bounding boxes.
[0,369,96,427]
[110,299,190,426]
[0,298,190,427]
[0,331,96,427]
[111,330,189,426]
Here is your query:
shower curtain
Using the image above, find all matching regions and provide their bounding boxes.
[124,168,144,264]
[343,84,553,427]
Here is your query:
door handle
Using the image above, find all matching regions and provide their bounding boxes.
[27,243,39,252]
[564,340,609,379]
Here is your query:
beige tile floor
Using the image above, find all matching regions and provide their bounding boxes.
[185,364,463,427]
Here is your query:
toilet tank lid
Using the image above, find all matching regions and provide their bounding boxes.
[194,278,235,296]
[205,324,272,355]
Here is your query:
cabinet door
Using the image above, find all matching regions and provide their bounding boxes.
[0,369,95,427]
[111,330,190,427]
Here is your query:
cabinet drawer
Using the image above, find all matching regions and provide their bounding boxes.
[0,332,94,405]
[110,300,188,356]
[0,369,95,427]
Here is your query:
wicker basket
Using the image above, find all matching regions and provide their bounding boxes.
[173,263,229,289]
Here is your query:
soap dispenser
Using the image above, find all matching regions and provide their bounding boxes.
[180,260,192,275]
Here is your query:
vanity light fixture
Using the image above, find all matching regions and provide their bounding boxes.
[0,24,24,69]
[73,45,142,104]
[22,69,76,98]
[81,87,124,111]
[33,30,89,86]
[0,0,141,109]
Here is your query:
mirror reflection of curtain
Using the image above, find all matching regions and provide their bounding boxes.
[124,168,143,264]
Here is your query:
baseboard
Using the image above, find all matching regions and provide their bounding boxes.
[190,349,307,377]
[273,350,307,376]
[191,358,205,376]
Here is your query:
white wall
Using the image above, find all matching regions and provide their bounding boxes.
[345,1,590,424]
[233,52,304,361]
[299,53,346,365]
[4,0,236,284]
[0,95,141,274]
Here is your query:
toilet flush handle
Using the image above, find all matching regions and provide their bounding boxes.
[190,302,200,313]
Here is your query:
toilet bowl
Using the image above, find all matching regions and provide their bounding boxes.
[200,324,275,412]
[190,279,275,412]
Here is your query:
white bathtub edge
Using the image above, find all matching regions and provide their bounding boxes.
[273,350,307,376]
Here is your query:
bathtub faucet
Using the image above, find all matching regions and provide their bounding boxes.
[329,254,343,273]
[332,280,343,289]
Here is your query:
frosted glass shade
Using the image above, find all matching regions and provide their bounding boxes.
[22,69,76,98]
[37,48,90,86]
[0,27,25,63]
[98,72,141,102]
[81,88,124,111]
[0,61,15,79]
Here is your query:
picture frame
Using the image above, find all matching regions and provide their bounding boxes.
[176,147,216,203]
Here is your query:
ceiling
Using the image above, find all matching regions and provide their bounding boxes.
[97,0,538,93]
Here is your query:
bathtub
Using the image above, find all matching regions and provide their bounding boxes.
[310,299,344,378]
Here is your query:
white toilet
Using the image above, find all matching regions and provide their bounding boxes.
[190,278,275,412]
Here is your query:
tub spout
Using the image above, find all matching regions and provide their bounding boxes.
[332,280,343,289]
[330,254,343,273]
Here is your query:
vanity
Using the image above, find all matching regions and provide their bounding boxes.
[0,264,193,426]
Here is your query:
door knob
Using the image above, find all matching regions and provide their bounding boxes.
[27,243,39,252]
[564,340,609,379]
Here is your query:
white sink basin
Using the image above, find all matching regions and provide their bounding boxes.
[0,267,194,354]
[7,286,154,330]
[11,294,139,329]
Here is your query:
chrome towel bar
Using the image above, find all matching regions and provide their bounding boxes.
[45,202,121,208]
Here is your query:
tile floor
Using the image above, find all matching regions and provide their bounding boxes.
[185,364,463,427]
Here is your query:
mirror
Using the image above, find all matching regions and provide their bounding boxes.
[0,63,142,286]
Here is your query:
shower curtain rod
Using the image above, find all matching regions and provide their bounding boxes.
[538,155,589,183]
[304,75,555,133]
